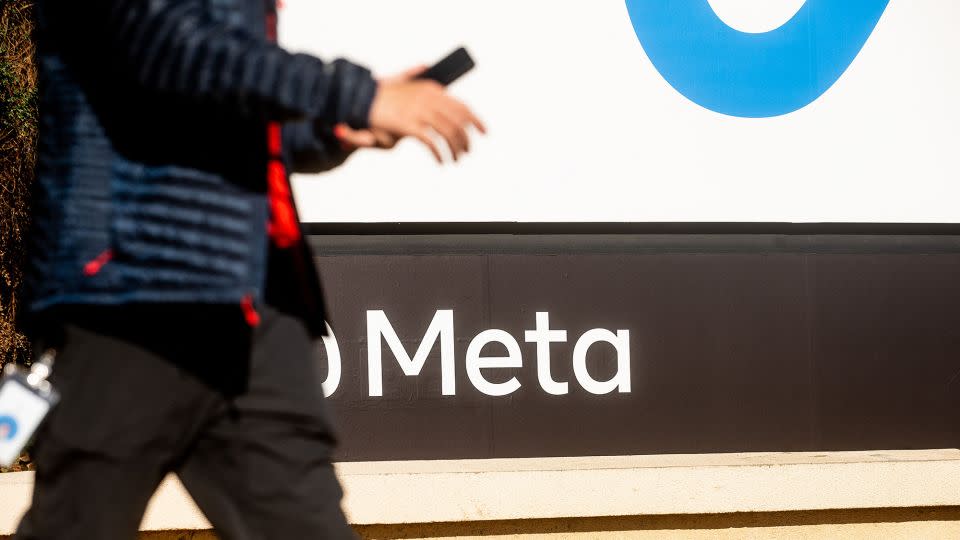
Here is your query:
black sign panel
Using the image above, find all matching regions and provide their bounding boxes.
[309,235,960,461]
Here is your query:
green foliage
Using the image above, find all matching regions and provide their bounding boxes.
[0,1,36,135]
[0,63,36,140]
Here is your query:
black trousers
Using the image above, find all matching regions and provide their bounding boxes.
[15,305,355,540]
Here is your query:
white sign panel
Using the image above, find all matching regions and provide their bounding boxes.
[281,0,960,223]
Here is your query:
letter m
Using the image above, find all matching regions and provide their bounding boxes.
[367,310,455,397]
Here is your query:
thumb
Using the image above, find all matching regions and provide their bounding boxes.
[333,124,377,149]
[382,64,428,84]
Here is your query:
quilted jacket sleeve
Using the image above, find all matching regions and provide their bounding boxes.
[52,0,378,129]
[282,121,353,174]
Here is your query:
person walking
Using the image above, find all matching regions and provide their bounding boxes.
[16,0,484,538]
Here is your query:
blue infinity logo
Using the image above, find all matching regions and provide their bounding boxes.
[625,0,890,117]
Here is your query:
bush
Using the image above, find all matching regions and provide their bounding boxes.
[0,0,35,369]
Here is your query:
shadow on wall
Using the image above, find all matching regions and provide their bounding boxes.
[352,508,960,539]
[0,507,957,539]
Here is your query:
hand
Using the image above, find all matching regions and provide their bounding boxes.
[328,69,430,152]
[328,68,424,152]
[367,66,486,163]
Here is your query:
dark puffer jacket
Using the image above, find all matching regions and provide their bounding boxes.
[27,0,377,336]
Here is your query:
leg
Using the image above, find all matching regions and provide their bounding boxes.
[177,308,354,540]
[16,321,215,540]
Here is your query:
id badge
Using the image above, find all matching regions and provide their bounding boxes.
[0,352,59,467]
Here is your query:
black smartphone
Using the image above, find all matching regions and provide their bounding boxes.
[417,47,476,87]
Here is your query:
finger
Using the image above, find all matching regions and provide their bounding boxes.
[383,65,428,84]
[443,99,487,136]
[463,106,487,135]
[402,65,429,79]
[432,108,470,158]
[470,115,487,135]
[413,129,444,164]
[424,109,465,161]
[333,124,377,149]
[372,129,399,149]
[448,105,477,151]
[332,124,352,149]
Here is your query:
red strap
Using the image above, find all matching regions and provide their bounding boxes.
[239,5,287,325]
[263,6,300,250]
[260,0,301,316]
[267,123,283,158]
[266,159,301,248]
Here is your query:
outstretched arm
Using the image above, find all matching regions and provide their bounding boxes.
[46,0,377,128]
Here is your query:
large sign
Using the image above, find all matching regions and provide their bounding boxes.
[282,0,960,224]
[312,235,960,462]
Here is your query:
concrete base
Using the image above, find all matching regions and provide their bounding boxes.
[2,450,960,539]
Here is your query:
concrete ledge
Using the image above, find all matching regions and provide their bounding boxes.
[0,450,958,534]
[339,449,960,524]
